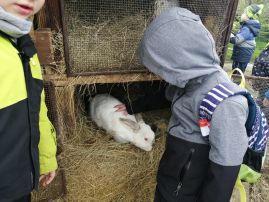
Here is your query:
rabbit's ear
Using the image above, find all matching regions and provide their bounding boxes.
[119,118,140,132]
[134,113,144,123]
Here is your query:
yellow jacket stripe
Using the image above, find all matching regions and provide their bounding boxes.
[0,36,27,109]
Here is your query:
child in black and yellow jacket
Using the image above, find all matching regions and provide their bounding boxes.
[0,1,57,201]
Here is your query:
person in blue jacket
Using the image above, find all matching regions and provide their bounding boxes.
[230,4,263,73]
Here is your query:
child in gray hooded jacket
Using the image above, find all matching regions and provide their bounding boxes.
[115,7,249,202]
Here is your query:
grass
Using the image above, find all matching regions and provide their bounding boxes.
[225,1,269,64]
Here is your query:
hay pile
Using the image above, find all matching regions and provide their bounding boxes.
[32,81,269,201]
[66,14,150,73]
[33,109,169,202]
[58,110,168,202]
[249,175,269,202]
[32,107,269,201]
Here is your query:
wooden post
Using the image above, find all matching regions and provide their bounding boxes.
[220,0,240,67]
[35,0,62,31]
[34,29,54,65]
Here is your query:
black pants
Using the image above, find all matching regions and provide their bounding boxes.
[232,61,248,73]
[155,135,210,202]
[154,135,240,202]
[13,195,31,202]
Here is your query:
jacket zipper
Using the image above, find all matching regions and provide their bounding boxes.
[174,148,195,196]
[9,35,39,188]
[19,50,38,188]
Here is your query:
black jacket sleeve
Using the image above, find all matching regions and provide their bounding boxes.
[198,161,240,202]
[125,88,171,114]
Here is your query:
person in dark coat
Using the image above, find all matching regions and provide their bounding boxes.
[252,43,269,77]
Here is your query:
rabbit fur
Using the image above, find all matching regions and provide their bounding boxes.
[89,94,155,151]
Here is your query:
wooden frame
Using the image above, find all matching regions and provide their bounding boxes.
[35,0,62,31]
[36,0,240,77]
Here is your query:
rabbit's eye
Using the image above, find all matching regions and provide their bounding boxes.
[144,138,148,141]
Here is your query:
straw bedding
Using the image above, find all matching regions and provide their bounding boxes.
[32,109,169,202]
[31,81,269,201]
[32,106,269,202]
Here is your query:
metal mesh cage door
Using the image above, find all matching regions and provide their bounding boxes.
[61,0,238,76]
[44,81,60,136]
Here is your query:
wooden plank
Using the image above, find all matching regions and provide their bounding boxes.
[220,0,239,67]
[35,0,63,69]
[34,29,54,65]
[43,73,161,87]
[35,0,62,31]
[35,4,47,29]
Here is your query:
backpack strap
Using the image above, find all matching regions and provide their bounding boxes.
[199,82,269,152]
[199,83,236,137]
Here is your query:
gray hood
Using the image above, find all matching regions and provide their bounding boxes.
[138,7,222,88]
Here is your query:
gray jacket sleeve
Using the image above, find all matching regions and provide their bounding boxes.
[208,95,249,166]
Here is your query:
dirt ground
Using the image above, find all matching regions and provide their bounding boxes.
[223,62,253,76]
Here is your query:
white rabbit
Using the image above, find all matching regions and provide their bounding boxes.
[154,0,179,17]
[89,94,155,151]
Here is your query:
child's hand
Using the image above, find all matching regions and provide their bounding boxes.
[39,171,56,187]
[114,104,128,116]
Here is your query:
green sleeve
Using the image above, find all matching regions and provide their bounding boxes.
[38,89,58,174]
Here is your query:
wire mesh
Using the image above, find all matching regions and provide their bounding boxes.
[254,78,269,171]
[231,76,269,119]
[61,0,236,75]
[179,0,233,58]
[44,81,60,136]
